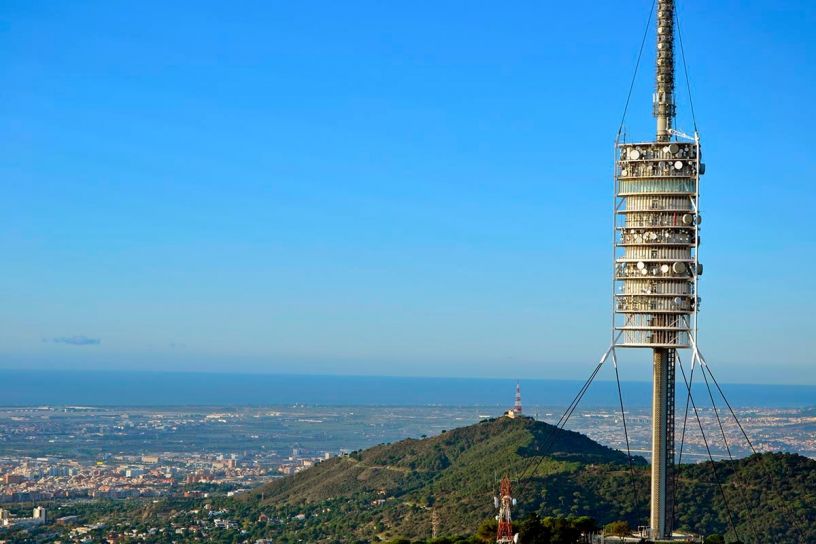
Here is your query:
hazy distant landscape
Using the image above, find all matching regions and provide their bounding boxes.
[1,402,813,508]
[2,371,813,500]
[2,413,810,543]
[2,404,815,462]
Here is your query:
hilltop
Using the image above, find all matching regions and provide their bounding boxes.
[243,415,816,543]
[252,415,638,517]
[247,416,633,540]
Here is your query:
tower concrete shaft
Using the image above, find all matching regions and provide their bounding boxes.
[650,348,676,539]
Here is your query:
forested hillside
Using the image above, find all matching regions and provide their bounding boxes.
[242,416,815,542]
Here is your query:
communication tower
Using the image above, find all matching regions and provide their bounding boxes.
[494,477,517,544]
[513,382,522,415]
[605,0,704,539]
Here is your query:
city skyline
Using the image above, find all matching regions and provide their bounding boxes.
[2,1,815,384]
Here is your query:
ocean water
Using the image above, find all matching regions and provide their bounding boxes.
[0,370,813,408]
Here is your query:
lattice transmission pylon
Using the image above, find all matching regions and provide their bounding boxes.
[494,476,517,544]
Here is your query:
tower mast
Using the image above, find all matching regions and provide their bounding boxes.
[651,2,676,538]
[612,0,703,539]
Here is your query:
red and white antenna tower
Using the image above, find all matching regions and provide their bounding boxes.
[494,476,517,544]
[513,382,522,415]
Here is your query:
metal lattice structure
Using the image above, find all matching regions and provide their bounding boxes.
[495,477,515,544]
[664,348,676,536]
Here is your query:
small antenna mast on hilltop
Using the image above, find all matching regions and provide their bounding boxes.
[513,382,522,415]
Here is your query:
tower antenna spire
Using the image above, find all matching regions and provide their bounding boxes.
[655,0,676,141]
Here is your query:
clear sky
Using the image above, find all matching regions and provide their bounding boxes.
[1,1,814,384]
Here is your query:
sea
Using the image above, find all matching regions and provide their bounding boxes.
[0,370,813,408]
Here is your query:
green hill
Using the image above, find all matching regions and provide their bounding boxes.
[250,416,637,536]
[244,415,816,543]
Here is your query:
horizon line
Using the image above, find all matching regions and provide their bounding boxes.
[0,367,814,388]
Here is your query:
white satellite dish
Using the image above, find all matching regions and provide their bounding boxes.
[641,268,649,276]
[682,214,694,225]
[674,161,684,170]
[672,262,686,274]
[629,149,640,160]
[621,169,628,177]
[669,143,679,154]
[661,264,670,273]
[674,297,683,305]
[637,261,646,270]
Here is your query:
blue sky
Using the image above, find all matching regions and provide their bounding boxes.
[1,1,814,384]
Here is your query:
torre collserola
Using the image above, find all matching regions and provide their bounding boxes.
[612,0,705,538]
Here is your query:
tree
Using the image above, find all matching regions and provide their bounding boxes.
[704,535,724,544]
[518,513,552,544]
[571,516,598,544]
[543,517,579,544]
[475,519,498,544]
[604,520,630,543]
